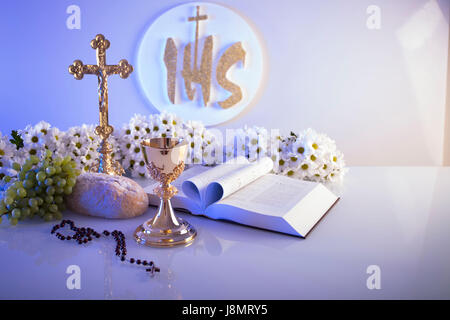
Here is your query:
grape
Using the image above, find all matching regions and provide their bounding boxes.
[54,212,63,220]
[66,177,76,187]
[18,199,28,208]
[11,208,21,219]
[6,188,16,197]
[63,186,72,195]
[30,155,39,165]
[22,207,31,218]
[16,188,27,198]
[57,179,66,187]
[38,208,46,217]
[22,179,34,189]
[25,171,36,181]
[36,171,46,182]
[28,198,38,208]
[12,181,22,189]
[62,163,72,173]
[44,195,54,204]
[46,186,55,196]
[18,171,27,181]
[46,167,56,176]
[27,189,36,198]
[36,197,43,206]
[57,203,66,212]
[54,196,63,204]
[44,178,53,186]
[22,163,32,172]
[49,204,58,213]
[0,153,80,225]
[4,196,14,206]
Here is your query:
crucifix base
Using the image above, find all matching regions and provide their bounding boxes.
[90,139,125,176]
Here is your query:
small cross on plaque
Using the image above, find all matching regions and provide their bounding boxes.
[68,34,133,176]
[188,6,208,70]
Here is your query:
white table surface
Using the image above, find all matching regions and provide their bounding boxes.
[1,167,449,299]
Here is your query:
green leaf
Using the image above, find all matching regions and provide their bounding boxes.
[9,130,24,150]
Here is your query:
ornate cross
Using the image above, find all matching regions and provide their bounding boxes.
[68,34,133,175]
[188,6,208,71]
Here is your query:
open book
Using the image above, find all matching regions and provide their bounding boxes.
[136,157,339,237]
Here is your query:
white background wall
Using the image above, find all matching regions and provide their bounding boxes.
[0,0,448,166]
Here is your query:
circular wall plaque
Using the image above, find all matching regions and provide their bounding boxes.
[136,2,264,126]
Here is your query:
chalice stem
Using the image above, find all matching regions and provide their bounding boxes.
[150,197,181,230]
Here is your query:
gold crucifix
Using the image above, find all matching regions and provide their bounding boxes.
[68,34,133,175]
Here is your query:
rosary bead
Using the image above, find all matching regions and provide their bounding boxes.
[52,221,157,274]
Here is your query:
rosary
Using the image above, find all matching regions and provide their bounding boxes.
[51,220,160,274]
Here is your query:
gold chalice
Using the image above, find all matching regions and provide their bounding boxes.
[134,138,197,247]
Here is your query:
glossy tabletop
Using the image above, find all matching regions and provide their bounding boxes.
[1,167,449,299]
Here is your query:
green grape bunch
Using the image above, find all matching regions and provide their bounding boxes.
[0,150,81,226]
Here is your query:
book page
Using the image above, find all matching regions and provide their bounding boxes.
[182,156,249,209]
[205,156,274,206]
[217,174,318,216]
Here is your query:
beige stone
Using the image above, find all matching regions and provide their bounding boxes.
[66,173,149,219]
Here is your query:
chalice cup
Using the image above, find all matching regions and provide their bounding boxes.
[134,138,197,247]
